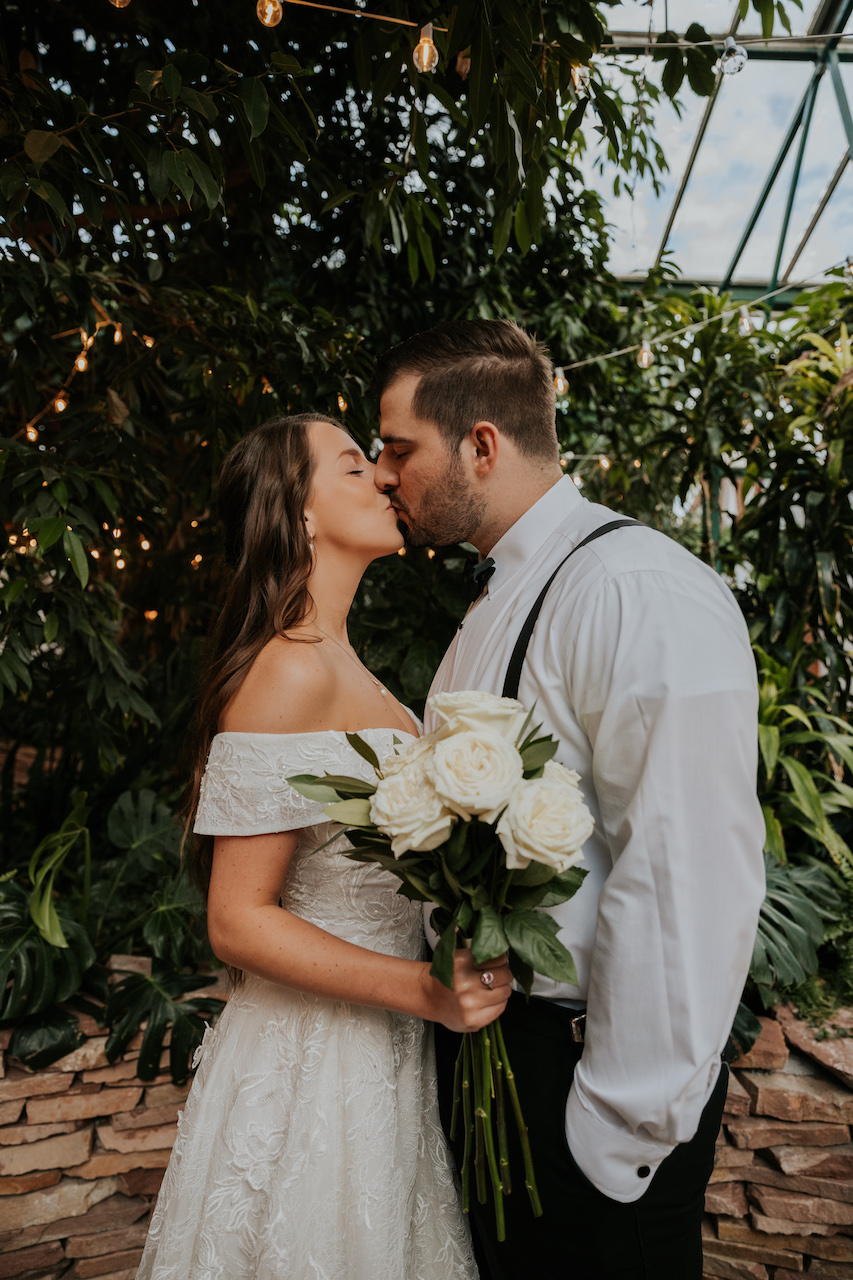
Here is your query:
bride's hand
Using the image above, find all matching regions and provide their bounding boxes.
[421,948,512,1033]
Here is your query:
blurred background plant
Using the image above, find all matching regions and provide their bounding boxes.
[1,0,849,1073]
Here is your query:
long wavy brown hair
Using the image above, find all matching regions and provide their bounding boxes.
[183,413,344,899]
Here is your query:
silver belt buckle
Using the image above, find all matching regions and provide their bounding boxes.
[570,1012,586,1044]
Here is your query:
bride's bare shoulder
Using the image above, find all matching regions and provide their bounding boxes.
[219,634,336,734]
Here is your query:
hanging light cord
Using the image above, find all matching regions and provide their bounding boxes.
[560,263,848,373]
[278,0,446,30]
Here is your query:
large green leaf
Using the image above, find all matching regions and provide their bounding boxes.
[504,910,578,987]
[471,906,508,964]
[0,882,96,1021]
[750,855,838,995]
[105,967,223,1083]
[107,790,181,859]
[9,1006,86,1070]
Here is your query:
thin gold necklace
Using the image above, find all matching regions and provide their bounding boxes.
[315,627,388,696]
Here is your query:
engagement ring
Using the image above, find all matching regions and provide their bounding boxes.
[480,971,495,988]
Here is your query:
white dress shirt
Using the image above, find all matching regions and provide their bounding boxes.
[425,475,765,1203]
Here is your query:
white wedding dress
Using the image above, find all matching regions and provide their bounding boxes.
[136,728,477,1280]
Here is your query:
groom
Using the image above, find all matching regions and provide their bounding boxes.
[373,319,765,1280]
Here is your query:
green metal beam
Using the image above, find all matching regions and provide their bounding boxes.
[719,75,816,292]
[828,51,853,153]
[770,74,820,291]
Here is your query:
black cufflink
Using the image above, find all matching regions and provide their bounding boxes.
[637,1165,650,1178]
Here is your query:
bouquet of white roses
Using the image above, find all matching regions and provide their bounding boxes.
[288,690,593,1241]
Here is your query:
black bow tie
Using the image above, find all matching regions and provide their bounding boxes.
[466,556,496,599]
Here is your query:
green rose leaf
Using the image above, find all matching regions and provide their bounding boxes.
[287,774,342,804]
[472,906,509,964]
[345,733,381,772]
[322,798,373,826]
[504,910,578,987]
[429,908,459,990]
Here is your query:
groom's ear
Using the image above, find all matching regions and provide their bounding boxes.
[469,421,499,476]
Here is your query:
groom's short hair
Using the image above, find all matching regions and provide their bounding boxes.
[374,320,559,463]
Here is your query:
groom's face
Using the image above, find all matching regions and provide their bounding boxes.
[376,374,486,547]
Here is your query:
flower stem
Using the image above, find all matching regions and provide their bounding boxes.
[494,1018,543,1217]
[450,1039,464,1143]
[472,1033,487,1205]
[479,1027,506,1242]
[489,1021,511,1195]
[461,1033,473,1214]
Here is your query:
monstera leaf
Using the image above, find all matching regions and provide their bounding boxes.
[105,964,223,1083]
[0,880,96,1021]
[751,854,840,1000]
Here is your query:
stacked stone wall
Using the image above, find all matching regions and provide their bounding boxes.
[2,995,853,1278]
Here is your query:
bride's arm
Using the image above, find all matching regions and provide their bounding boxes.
[207,830,510,1034]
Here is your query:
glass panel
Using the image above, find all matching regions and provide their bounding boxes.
[793,162,853,279]
[603,0,736,33]
[738,0,823,34]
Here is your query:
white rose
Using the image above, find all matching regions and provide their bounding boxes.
[380,732,439,777]
[370,762,455,857]
[426,729,524,823]
[429,690,528,743]
[496,772,594,872]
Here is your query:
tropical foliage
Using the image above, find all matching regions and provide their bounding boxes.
[2,0,850,1073]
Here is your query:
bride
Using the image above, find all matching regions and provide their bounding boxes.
[136,414,510,1280]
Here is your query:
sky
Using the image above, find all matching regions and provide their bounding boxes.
[586,0,853,284]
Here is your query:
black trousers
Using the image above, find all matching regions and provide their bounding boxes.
[434,992,727,1280]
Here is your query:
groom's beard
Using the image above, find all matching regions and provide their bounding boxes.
[392,458,486,548]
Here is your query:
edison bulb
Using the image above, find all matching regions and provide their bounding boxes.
[55,395,69,412]
[75,354,88,372]
[109,0,132,8]
[413,24,439,74]
[738,306,754,337]
[256,0,283,26]
[720,36,747,76]
[637,339,654,369]
[554,366,568,395]
[337,393,348,412]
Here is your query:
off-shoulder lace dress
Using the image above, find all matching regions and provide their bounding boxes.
[136,728,477,1280]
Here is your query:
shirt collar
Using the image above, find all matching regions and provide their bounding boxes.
[486,474,584,595]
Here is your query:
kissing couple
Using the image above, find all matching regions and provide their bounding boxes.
[136,319,765,1280]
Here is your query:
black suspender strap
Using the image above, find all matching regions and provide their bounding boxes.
[501,519,642,701]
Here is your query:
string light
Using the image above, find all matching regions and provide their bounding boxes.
[633,459,641,468]
[113,325,123,344]
[720,36,748,75]
[141,539,151,550]
[112,528,121,538]
[26,426,38,442]
[738,306,754,337]
[599,456,610,469]
[142,335,155,348]
[257,0,284,24]
[637,339,654,369]
[54,394,69,412]
[116,558,126,569]
[91,549,100,559]
[262,376,274,393]
[8,535,17,545]
[426,548,436,558]
[192,553,203,565]
[109,0,131,7]
[144,610,159,621]
[397,547,406,556]
[75,354,89,373]
[113,547,122,557]
[337,393,348,412]
[191,520,199,528]
[413,24,439,74]
[554,367,569,394]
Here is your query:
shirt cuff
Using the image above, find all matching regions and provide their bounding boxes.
[564,1080,674,1203]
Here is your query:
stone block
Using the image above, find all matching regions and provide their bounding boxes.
[66,1148,170,1180]
[750,1210,844,1236]
[746,1155,853,1204]
[0,1193,148,1251]
[805,1263,853,1278]
[79,1272,137,1280]
[701,1258,768,1280]
[748,1184,853,1226]
[0,1168,60,1196]
[739,1071,853,1125]
[0,1069,68,1105]
[769,1144,853,1180]
[110,1103,181,1132]
[776,1005,853,1091]
[66,1246,145,1277]
[714,1142,756,1170]
[143,1082,190,1108]
[117,1168,164,1197]
[27,1086,143,1125]
[716,1215,853,1260]
[0,1174,119,1233]
[728,1116,851,1149]
[723,1073,752,1118]
[50,1037,110,1073]
[706,1182,749,1217]
[0,1119,82,1146]
[65,1220,150,1257]
[0,1126,92,1176]
[81,1060,141,1086]
[702,1234,803,1268]
[0,1240,65,1279]
[732,1018,790,1071]
[0,1099,24,1125]
[97,1122,177,1153]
